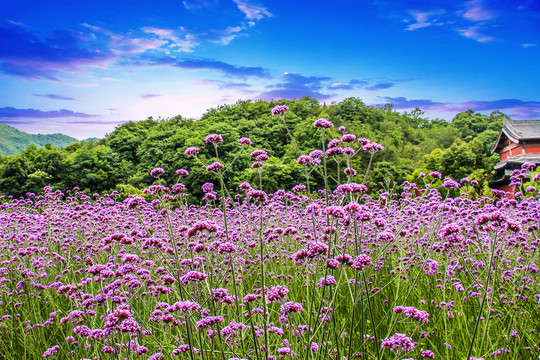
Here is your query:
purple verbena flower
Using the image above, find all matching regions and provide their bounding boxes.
[205,134,223,144]
[184,147,200,156]
[202,183,214,193]
[150,167,165,178]
[393,306,430,323]
[206,162,225,172]
[341,134,357,142]
[292,184,306,192]
[271,105,289,116]
[313,118,334,128]
[381,333,416,352]
[248,189,267,203]
[363,142,384,152]
[179,271,207,285]
[297,155,313,165]
[43,345,60,358]
[237,137,252,146]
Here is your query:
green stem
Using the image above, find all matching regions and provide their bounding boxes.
[218,174,230,243]
[465,232,498,360]
[363,152,374,183]
[362,270,380,360]
[258,204,269,359]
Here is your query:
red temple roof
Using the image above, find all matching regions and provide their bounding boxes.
[491,119,540,154]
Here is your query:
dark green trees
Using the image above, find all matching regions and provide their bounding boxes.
[0,99,504,198]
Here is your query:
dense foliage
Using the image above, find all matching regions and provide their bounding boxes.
[0,123,79,156]
[0,98,504,198]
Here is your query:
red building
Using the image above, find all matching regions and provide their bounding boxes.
[491,119,540,193]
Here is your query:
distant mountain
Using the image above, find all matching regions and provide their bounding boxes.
[82,137,101,142]
[0,123,79,155]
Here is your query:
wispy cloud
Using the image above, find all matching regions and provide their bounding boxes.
[232,0,272,21]
[204,26,246,45]
[405,9,446,30]
[140,94,163,99]
[0,19,258,79]
[182,0,219,10]
[462,0,497,21]
[0,107,98,118]
[198,79,252,91]
[329,83,354,90]
[448,99,540,119]
[181,0,271,25]
[67,120,129,125]
[448,99,540,112]
[455,1,497,42]
[328,79,370,91]
[458,26,494,42]
[82,23,195,54]
[258,72,333,101]
[0,21,114,79]
[350,79,369,87]
[399,2,500,43]
[365,82,394,91]
[32,94,76,101]
[139,26,198,52]
[378,96,540,119]
[378,96,444,110]
[130,55,269,78]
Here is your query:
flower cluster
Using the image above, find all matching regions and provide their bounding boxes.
[184,147,200,156]
[381,333,416,353]
[363,142,384,152]
[313,118,334,128]
[206,161,225,172]
[205,134,224,144]
[393,306,430,323]
[150,167,165,178]
[271,104,289,116]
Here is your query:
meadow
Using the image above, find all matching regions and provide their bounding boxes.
[0,108,539,359]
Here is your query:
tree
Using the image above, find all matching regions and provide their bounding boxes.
[0,155,29,196]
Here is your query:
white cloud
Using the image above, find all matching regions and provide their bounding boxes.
[182,0,218,10]
[141,27,199,53]
[232,0,272,20]
[211,26,245,45]
[458,26,494,42]
[462,0,497,21]
[141,27,175,38]
[405,9,446,31]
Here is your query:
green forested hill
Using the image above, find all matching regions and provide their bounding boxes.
[0,97,506,197]
[0,123,79,155]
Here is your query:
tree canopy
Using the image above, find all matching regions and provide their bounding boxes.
[0,97,505,199]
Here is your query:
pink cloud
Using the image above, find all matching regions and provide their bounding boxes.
[463,0,497,21]
[458,26,494,42]
[232,0,272,20]
[405,9,446,31]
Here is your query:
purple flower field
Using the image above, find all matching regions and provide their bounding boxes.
[0,111,539,359]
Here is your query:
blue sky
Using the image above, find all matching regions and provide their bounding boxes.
[0,0,539,139]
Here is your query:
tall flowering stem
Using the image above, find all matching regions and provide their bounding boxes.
[313,118,333,208]
[362,142,384,183]
[466,231,499,360]
[255,193,270,359]
[272,104,302,155]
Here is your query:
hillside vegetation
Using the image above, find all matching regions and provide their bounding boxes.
[0,123,78,155]
[0,97,505,198]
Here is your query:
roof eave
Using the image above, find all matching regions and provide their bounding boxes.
[490,130,505,154]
